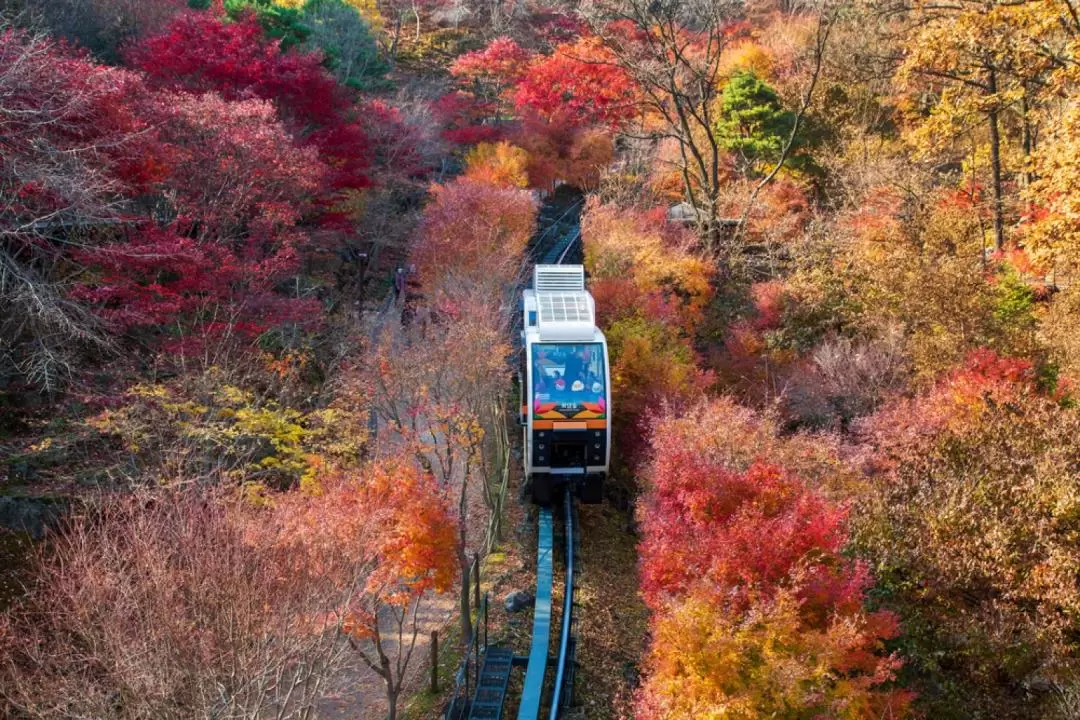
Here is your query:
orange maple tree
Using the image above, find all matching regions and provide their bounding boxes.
[271,458,457,719]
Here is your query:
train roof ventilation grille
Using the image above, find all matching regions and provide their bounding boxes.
[534,265,585,293]
[537,292,593,325]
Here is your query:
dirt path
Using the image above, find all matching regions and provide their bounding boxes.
[318,591,458,720]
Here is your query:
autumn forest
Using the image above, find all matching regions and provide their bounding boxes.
[2,0,1080,716]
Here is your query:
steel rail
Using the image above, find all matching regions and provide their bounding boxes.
[515,191,583,720]
[553,228,581,266]
[516,508,554,720]
[533,199,583,265]
[549,487,575,720]
[546,196,580,719]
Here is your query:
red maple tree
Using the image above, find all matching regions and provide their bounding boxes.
[125,10,370,192]
[73,91,326,341]
[514,37,638,129]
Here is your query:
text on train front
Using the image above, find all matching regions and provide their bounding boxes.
[531,343,606,419]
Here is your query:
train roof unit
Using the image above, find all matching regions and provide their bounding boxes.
[523,265,602,343]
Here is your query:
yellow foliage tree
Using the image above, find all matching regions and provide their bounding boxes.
[463,141,531,188]
[637,590,909,719]
[716,40,774,83]
[896,0,1057,251]
[1026,103,1080,272]
[86,372,368,493]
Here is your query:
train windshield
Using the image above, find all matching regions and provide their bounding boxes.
[531,343,606,419]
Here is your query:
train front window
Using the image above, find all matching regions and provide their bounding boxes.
[531,342,606,418]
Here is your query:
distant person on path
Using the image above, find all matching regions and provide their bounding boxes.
[393,267,405,303]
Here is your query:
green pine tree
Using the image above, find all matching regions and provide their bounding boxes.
[714,70,798,171]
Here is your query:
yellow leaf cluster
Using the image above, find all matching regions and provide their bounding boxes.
[583,200,713,319]
[1026,104,1080,271]
[463,141,531,188]
[896,0,1056,155]
[716,41,773,83]
[640,591,903,719]
[84,375,371,492]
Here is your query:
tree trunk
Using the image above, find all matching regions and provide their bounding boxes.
[387,15,403,64]
[459,549,473,646]
[379,650,398,720]
[386,683,399,720]
[458,457,473,646]
[1021,89,1035,191]
[987,69,1005,251]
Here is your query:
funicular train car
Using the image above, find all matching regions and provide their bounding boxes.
[521,265,610,505]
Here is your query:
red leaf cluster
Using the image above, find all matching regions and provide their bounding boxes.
[441,32,636,166]
[125,10,370,191]
[635,400,911,716]
[861,348,1039,455]
[451,36,531,91]
[513,37,638,130]
[432,91,504,145]
[0,30,159,225]
[639,445,853,615]
[362,98,436,180]
[2,15,376,353]
[272,459,458,603]
[71,89,327,339]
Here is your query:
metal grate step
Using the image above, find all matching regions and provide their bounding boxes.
[467,646,515,720]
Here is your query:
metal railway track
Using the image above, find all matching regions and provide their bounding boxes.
[517,486,577,720]
[530,192,583,265]
[518,198,582,719]
[547,206,581,720]
[516,507,554,719]
[551,488,577,719]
